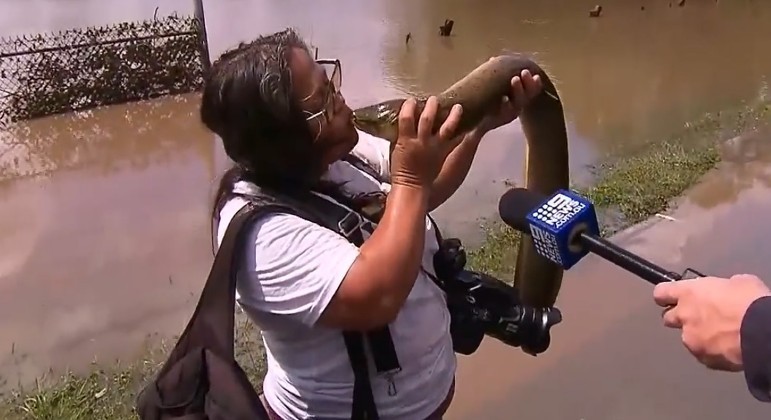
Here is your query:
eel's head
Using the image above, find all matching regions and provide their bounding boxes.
[352,99,406,143]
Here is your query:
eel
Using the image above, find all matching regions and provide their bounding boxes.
[352,54,569,309]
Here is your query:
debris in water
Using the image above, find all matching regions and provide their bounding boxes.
[405,32,412,45]
[678,0,686,6]
[439,19,454,36]
[589,5,603,17]
[655,213,677,222]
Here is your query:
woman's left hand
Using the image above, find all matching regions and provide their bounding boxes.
[474,69,543,135]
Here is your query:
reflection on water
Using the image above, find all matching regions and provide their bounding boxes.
[1,0,771,414]
[688,125,771,209]
[0,94,209,182]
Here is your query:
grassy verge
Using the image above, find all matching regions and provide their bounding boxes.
[0,315,266,420]
[1,101,769,419]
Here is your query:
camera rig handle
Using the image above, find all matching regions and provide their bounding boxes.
[504,305,562,356]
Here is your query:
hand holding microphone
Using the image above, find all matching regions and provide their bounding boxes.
[654,274,771,374]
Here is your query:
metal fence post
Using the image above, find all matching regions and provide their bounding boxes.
[193,0,212,76]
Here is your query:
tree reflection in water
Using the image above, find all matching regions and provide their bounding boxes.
[0,93,211,184]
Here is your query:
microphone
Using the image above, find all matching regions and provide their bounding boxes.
[498,188,702,285]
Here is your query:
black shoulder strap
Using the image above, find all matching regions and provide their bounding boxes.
[298,193,400,420]
[344,153,443,246]
[173,202,275,360]
[144,203,275,419]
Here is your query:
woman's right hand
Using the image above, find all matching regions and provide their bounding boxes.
[321,96,463,330]
[390,96,464,190]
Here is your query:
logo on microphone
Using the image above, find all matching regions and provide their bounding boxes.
[531,193,586,229]
[525,190,599,269]
[530,224,563,265]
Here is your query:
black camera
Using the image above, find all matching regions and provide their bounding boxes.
[433,238,562,356]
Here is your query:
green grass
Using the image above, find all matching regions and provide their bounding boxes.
[1,364,150,420]
[0,315,266,420]
[1,101,769,420]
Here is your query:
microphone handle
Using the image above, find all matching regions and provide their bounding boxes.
[577,233,682,284]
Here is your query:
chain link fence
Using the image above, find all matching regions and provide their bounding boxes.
[0,12,206,126]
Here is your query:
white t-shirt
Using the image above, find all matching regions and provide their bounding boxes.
[216,130,456,420]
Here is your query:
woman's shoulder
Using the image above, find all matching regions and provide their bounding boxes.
[218,194,361,328]
[216,196,355,253]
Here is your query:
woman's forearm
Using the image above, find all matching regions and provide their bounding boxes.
[428,130,485,210]
[341,184,429,328]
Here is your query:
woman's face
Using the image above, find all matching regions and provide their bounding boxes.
[290,48,359,168]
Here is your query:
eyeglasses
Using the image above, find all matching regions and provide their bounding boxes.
[302,59,342,125]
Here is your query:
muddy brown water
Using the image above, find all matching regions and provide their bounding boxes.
[2,0,771,417]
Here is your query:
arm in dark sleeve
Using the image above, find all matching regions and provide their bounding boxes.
[741,295,771,402]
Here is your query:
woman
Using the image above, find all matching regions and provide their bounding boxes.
[201,28,542,420]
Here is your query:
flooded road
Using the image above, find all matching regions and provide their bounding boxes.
[2,0,771,417]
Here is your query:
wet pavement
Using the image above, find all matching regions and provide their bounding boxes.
[1,0,771,417]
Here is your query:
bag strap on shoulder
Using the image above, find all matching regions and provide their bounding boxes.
[158,202,283,374]
[232,184,398,420]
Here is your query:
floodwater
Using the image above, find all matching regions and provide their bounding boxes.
[1,0,771,417]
